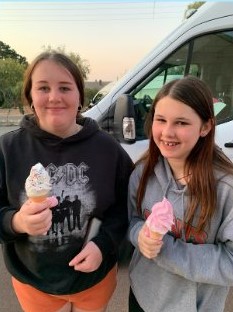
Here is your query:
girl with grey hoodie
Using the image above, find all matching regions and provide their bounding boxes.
[128,76,233,312]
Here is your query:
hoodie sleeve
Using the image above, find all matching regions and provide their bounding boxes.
[128,164,145,248]
[0,208,26,243]
[0,138,26,243]
[155,182,233,286]
[91,147,134,258]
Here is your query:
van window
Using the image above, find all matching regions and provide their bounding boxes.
[130,30,233,140]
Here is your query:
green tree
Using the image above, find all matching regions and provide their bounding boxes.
[42,45,90,80]
[0,58,26,111]
[0,41,28,65]
[184,2,205,19]
[187,1,205,10]
[0,42,27,113]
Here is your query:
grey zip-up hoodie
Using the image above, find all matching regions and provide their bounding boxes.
[128,157,233,312]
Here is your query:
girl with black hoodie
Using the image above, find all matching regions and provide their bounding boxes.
[0,52,133,312]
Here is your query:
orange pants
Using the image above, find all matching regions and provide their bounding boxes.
[12,265,117,312]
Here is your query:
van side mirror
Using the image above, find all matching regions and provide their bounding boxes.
[113,94,136,144]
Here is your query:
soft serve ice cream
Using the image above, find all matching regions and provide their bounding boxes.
[25,163,52,202]
[146,197,174,239]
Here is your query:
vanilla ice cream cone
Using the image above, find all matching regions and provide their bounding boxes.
[25,163,52,200]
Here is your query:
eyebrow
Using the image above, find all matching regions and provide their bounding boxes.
[35,80,73,85]
[154,114,191,121]
[58,81,74,85]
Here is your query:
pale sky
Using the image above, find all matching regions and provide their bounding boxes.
[0,1,190,81]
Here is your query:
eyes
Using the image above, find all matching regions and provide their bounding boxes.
[37,86,72,93]
[154,117,189,126]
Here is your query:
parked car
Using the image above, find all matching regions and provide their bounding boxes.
[84,2,233,162]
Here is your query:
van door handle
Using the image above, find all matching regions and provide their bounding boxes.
[224,142,233,147]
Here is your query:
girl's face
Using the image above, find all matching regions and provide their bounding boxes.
[30,60,80,138]
[152,96,211,167]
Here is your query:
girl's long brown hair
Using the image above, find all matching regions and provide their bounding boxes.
[137,76,233,231]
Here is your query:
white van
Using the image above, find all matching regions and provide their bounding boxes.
[88,81,116,109]
[84,2,233,162]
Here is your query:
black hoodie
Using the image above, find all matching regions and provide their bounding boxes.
[0,115,133,294]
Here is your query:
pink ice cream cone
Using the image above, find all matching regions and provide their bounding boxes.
[146,197,174,239]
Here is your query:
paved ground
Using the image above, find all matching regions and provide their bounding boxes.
[0,125,20,136]
[0,109,23,126]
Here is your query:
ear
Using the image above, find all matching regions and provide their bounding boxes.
[200,119,212,137]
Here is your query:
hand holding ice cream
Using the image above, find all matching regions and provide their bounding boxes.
[11,163,59,236]
[146,197,174,240]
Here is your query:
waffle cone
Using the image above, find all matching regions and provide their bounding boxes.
[29,195,48,203]
[149,230,163,240]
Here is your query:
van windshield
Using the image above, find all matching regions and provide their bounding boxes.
[89,81,116,108]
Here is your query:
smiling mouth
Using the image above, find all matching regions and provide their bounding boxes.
[163,141,179,146]
[47,107,65,110]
